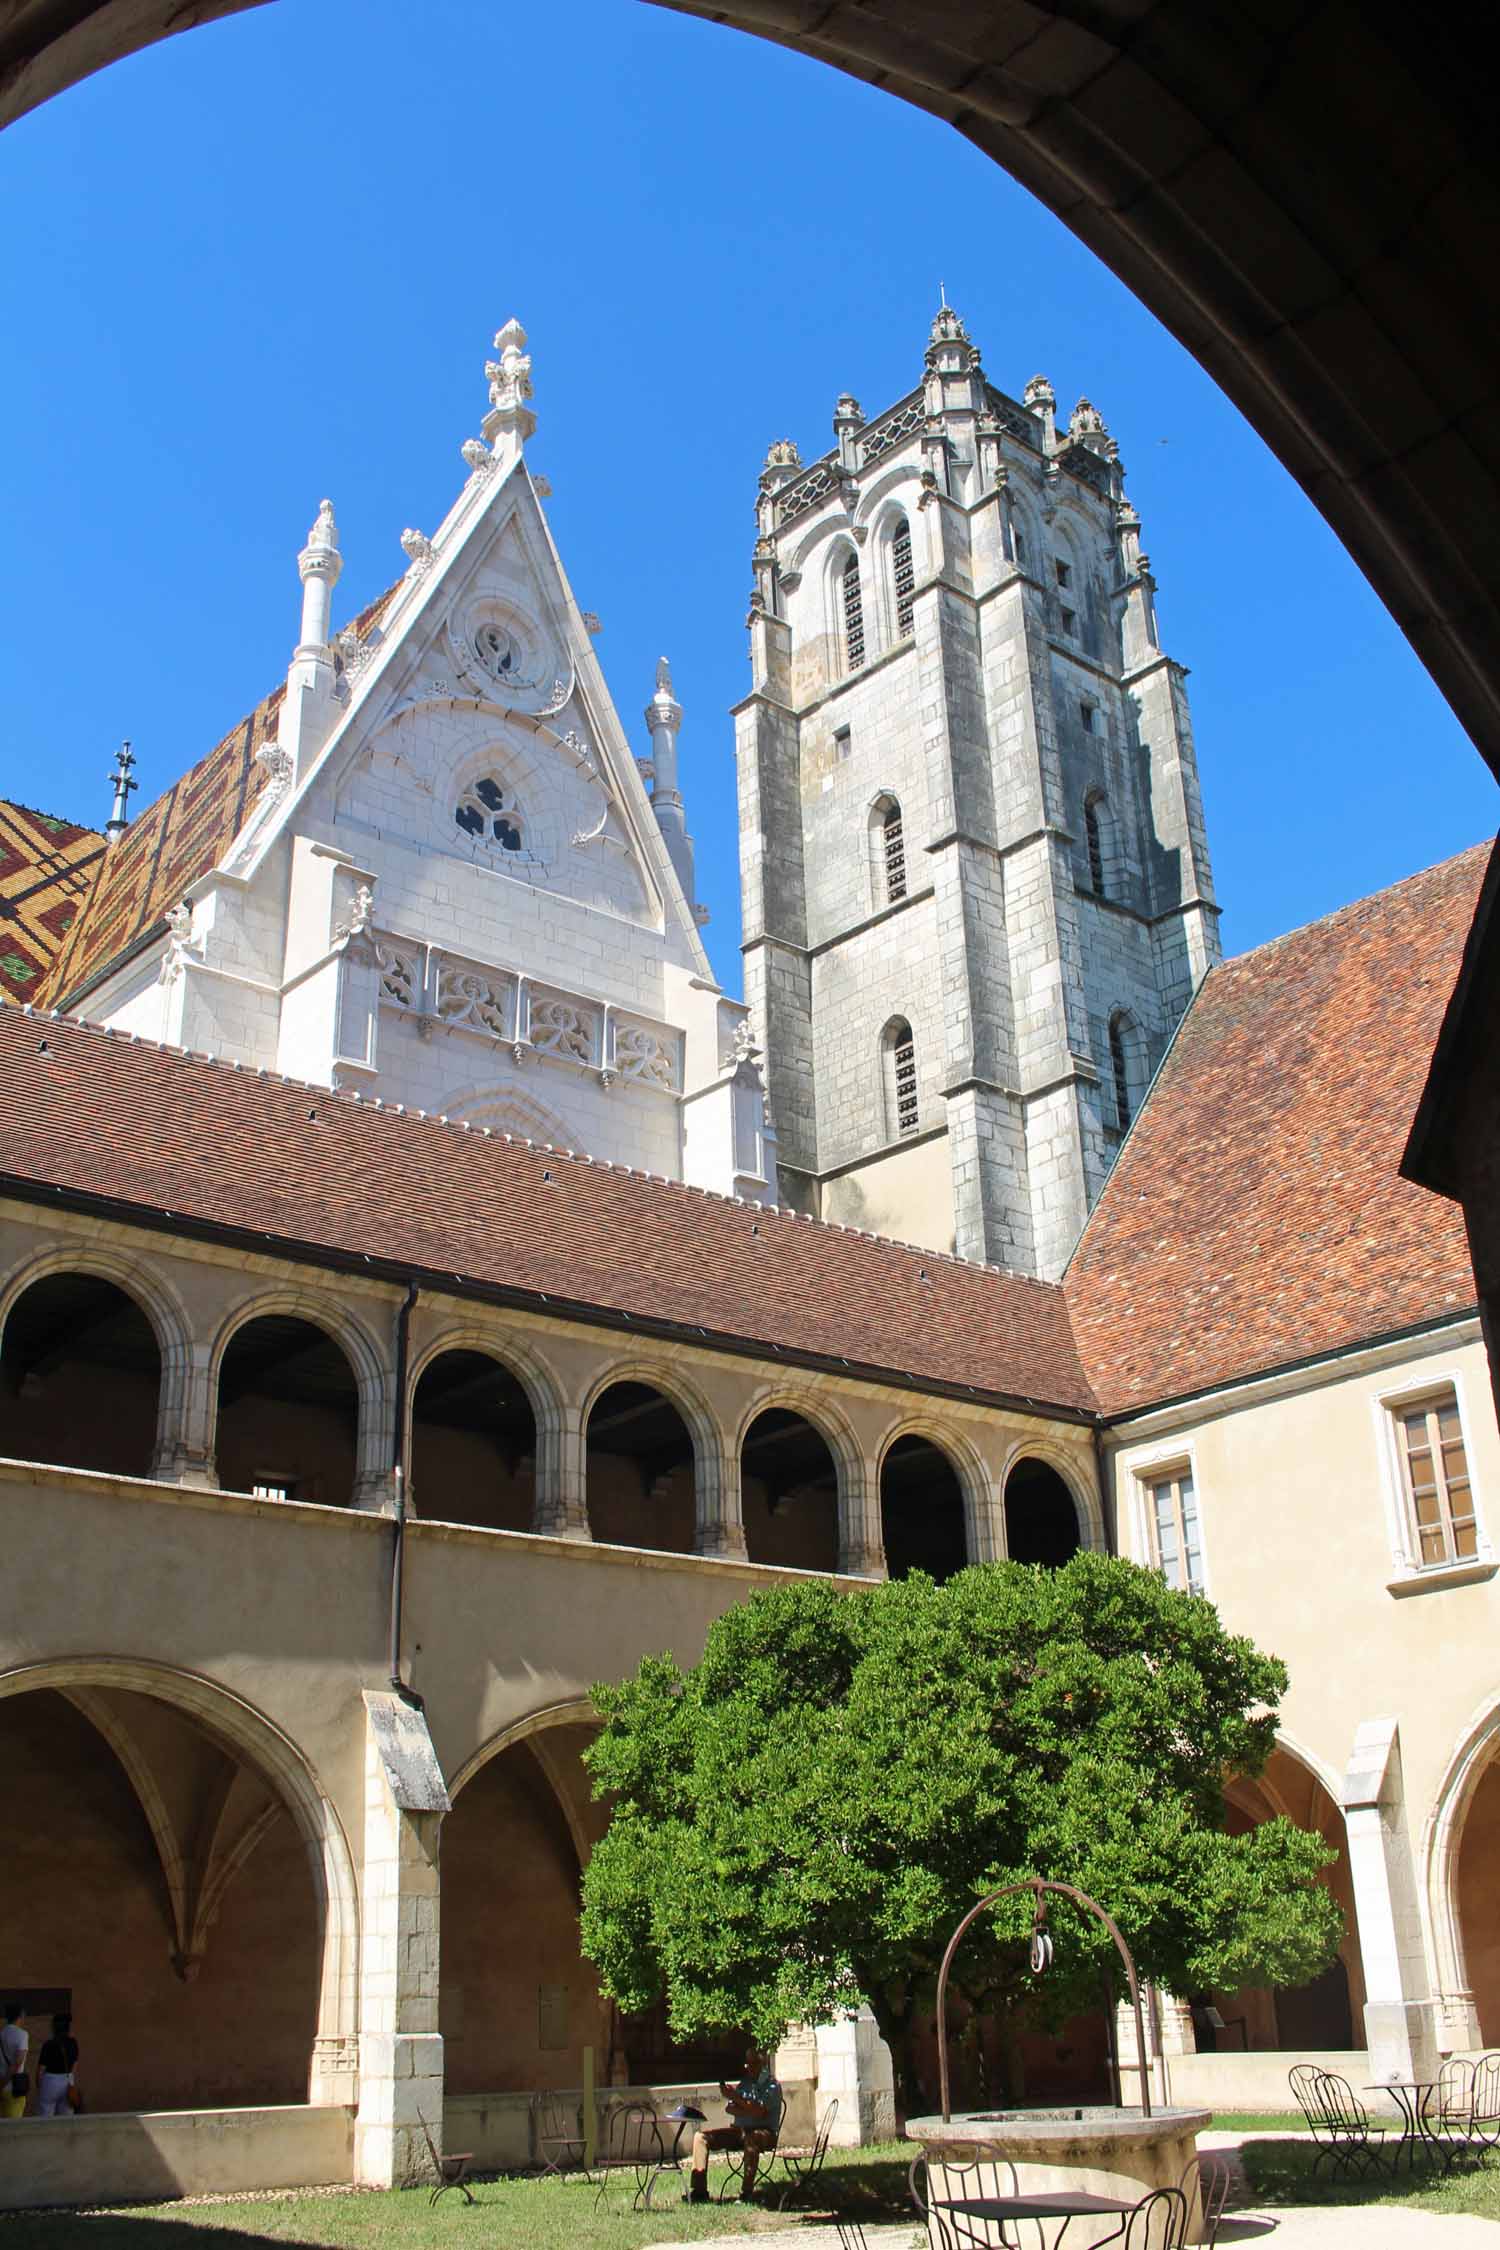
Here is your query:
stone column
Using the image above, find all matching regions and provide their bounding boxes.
[354,1691,451,2189]
[696,1434,747,1561]
[813,2009,896,2144]
[151,1341,218,1486]
[837,1454,884,1578]
[533,1403,590,1539]
[1342,1718,1438,2085]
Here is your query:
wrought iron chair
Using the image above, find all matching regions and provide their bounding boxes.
[1122,2186,1189,2248]
[715,2111,783,2201]
[1178,2153,1231,2247]
[591,2098,665,2210]
[1435,2058,1476,2161]
[1313,2070,1390,2178]
[529,2088,587,2175]
[910,2143,1042,2250]
[774,2095,840,2210]
[417,2110,476,2207]
[1471,2054,1500,2157]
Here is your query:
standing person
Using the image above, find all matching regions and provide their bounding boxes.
[35,2014,78,2118]
[683,2045,784,2203]
[0,2003,28,2119]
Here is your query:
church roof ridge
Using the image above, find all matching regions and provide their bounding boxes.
[0,998,1095,1417]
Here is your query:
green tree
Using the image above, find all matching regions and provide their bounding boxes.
[579,1554,1341,2117]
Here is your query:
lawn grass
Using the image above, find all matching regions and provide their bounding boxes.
[0,2143,918,2250]
[1238,2134,1500,2223]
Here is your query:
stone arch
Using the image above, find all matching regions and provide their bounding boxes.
[1106,1004,1148,1132]
[730,1387,871,1577]
[1219,1734,1362,2053]
[877,1416,987,1581]
[444,1080,575,1149]
[879,1011,919,1141]
[0,1654,359,2099]
[999,1436,1105,1556]
[439,1695,622,2093]
[0,1241,193,1477]
[208,1288,390,1509]
[1001,1447,1085,1566]
[1423,1691,1500,2050]
[863,488,921,647]
[408,1320,565,1535]
[579,1357,722,1556]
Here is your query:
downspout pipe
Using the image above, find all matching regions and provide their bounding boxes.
[388,1280,420,1704]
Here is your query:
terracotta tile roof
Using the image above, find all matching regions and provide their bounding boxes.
[1067,845,1488,1416]
[42,580,403,1010]
[0,801,106,1002]
[0,1005,1095,1416]
[41,687,286,1006]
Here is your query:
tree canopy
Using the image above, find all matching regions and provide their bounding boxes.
[579,1554,1342,2110]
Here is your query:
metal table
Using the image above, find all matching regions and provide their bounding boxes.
[1365,2082,1449,2172]
[934,2188,1137,2250]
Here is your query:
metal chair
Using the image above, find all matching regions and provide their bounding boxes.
[1122,2186,1189,2249]
[1435,2058,1476,2160]
[1178,2153,1231,2247]
[910,2143,1040,2250]
[775,2095,839,2210]
[417,2111,476,2207]
[1471,2054,1500,2157]
[591,2098,664,2210]
[529,2088,586,2175]
[1314,2071,1390,2178]
[716,2115,782,2201]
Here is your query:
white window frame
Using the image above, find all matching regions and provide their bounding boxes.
[1373,1367,1495,1595]
[1126,1441,1210,1598]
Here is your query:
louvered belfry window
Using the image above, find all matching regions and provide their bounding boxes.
[883,802,908,903]
[1085,799,1106,896]
[841,553,865,673]
[892,516,916,639]
[890,1022,919,1137]
[1109,1015,1131,1129]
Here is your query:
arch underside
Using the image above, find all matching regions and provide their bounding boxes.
[3,4,1497,783]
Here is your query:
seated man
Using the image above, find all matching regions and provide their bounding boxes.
[684,2046,785,2203]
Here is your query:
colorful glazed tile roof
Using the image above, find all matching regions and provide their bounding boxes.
[42,581,402,1009]
[1067,844,1488,1416]
[0,801,106,1002]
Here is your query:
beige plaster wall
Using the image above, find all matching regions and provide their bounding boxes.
[0,2106,354,2211]
[820,1131,953,1252]
[1108,1323,1500,2041]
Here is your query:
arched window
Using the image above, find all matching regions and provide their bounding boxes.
[890,515,916,640]
[882,800,908,904]
[1109,1011,1132,1129]
[1084,795,1106,896]
[884,1018,919,1139]
[840,552,865,673]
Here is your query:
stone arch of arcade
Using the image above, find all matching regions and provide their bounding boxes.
[441,1700,743,2095]
[7,9,1500,788]
[1423,1691,1500,2050]
[0,1655,359,2113]
[1213,1738,1363,2055]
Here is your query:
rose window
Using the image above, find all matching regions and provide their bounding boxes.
[456,776,523,852]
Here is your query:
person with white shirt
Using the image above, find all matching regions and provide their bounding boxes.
[1,2003,28,2119]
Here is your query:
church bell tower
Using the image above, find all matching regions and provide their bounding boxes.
[735,303,1221,1280]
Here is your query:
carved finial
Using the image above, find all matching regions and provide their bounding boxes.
[928,301,970,348]
[105,741,137,843]
[655,655,674,699]
[1024,374,1055,409]
[461,437,493,474]
[1070,397,1106,438]
[482,318,537,451]
[834,393,864,430]
[761,437,801,480]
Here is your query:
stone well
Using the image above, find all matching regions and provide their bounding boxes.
[906,2105,1213,2247]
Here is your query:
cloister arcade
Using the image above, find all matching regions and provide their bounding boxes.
[0,1221,1105,1581]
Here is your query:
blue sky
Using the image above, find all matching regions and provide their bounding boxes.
[2,0,1494,992]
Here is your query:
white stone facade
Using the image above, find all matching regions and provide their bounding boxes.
[78,325,773,1204]
[736,309,1220,1277]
